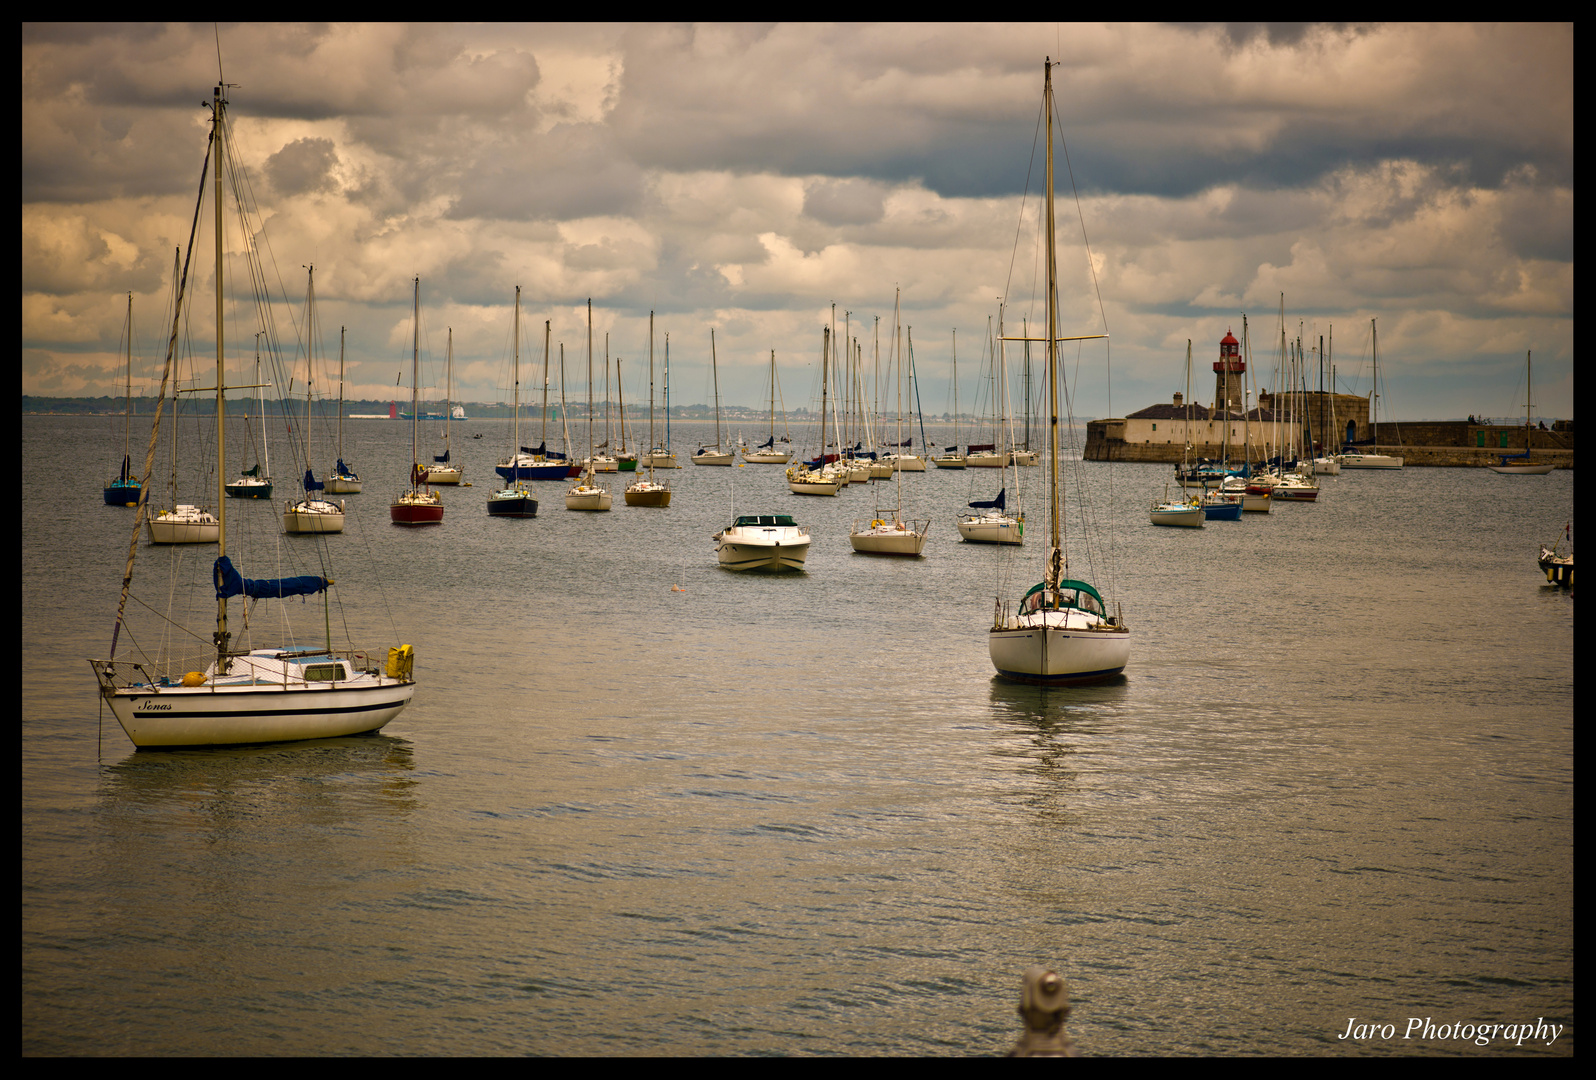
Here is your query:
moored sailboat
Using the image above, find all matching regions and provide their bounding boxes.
[988,58,1130,685]
[391,277,445,525]
[282,266,345,535]
[1486,351,1556,475]
[104,292,145,507]
[325,327,362,493]
[692,329,735,465]
[421,330,464,484]
[488,286,539,518]
[624,312,672,507]
[91,81,416,748]
[567,299,613,511]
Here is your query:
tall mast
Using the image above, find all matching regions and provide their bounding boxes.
[411,277,421,489]
[213,82,230,663]
[648,311,656,461]
[512,287,521,483]
[711,328,722,449]
[1044,58,1061,580]
[336,326,346,471]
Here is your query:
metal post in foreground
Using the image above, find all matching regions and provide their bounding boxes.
[1007,966,1079,1057]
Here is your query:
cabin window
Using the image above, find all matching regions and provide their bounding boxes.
[304,663,346,682]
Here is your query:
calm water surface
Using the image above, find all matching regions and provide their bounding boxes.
[23,414,1573,1056]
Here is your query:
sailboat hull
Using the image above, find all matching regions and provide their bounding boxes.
[623,483,671,506]
[391,491,444,524]
[101,679,414,749]
[421,466,463,484]
[1487,462,1556,475]
[283,500,346,534]
[487,490,538,517]
[497,460,572,482]
[104,483,142,507]
[958,513,1023,544]
[225,479,274,499]
[692,450,735,466]
[325,475,363,494]
[849,520,928,555]
[147,506,219,544]
[1337,453,1402,469]
[989,622,1130,685]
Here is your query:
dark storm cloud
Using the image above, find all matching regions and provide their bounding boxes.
[267,137,341,197]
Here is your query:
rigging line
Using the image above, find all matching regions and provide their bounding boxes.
[109,123,213,663]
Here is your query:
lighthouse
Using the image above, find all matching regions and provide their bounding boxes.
[1214,329,1244,413]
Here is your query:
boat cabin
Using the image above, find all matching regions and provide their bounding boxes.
[732,514,799,528]
[1020,579,1110,619]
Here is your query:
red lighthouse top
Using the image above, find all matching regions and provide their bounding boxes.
[1215,328,1244,374]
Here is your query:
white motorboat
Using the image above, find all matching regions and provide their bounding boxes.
[988,58,1130,686]
[715,513,810,571]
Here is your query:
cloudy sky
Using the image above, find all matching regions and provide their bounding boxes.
[22,22,1573,422]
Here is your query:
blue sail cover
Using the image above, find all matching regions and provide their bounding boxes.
[335,458,357,477]
[522,442,569,461]
[433,448,450,463]
[969,487,1006,510]
[758,435,775,449]
[302,469,324,492]
[214,556,330,600]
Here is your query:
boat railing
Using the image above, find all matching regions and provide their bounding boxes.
[90,646,396,694]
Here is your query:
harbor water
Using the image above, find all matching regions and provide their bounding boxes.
[23,413,1573,1056]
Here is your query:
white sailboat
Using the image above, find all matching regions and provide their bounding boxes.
[282,266,346,535]
[1338,318,1403,469]
[624,312,672,506]
[850,298,929,555]
[391,278,445,524]
[91,81,416,749]
[1151,341,1206,528]
[930,328,966,469]
[104,292,145,506]
[742,349,795,463]
[988,58,1130,685]
[642,331,679,468]
[224,331,274,500]
[488,286,539,517]
[567,299,613,511]
[147,347,219,545]
[324,327,362,493]
[959,307,1026,544]
[422,330,464,484]
[1486,350,1556,474]
[692,329,735,465]
[786,325,843,495]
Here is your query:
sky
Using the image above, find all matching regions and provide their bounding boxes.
[21,22,1574,423]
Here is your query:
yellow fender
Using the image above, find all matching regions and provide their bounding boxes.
[386,644,415,680]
